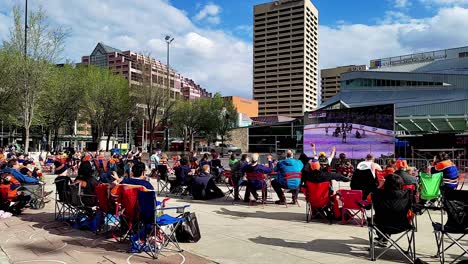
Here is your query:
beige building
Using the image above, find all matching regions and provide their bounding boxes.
[253,0,319,117]
[320,65,367,104]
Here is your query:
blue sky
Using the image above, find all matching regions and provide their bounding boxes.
[1,0,468,98]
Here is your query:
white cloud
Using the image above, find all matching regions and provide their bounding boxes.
[420,0,468,6]
[319,6,468,69]
[0,0,251,98]
[393,0,411,8]
[194,3,221,25]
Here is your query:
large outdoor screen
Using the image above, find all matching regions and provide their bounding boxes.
[303,104,395,159]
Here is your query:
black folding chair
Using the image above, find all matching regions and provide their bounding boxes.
[367,189,416,263]
[156,165,170,196]
[431,189,468,264]
[54,177,75,221]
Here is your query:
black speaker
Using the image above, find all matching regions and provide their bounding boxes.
[86,142,99,152]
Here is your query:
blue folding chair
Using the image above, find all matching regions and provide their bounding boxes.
[135,190,190,259]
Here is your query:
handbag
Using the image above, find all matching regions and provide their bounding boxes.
[175,212,201,243]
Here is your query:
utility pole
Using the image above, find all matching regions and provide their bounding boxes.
[164,35,174,152]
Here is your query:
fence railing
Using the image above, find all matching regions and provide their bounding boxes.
[330,158,468,172]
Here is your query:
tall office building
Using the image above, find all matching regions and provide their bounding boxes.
[253,0,319,117]
[320,65,367,104]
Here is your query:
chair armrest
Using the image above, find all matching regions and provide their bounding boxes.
[159,205,190,211]
[356,200,372,210]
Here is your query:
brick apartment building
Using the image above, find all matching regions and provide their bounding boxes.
[81,42,211,100]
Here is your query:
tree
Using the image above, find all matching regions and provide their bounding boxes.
[3,5,68,153]
[38,64,84,150]
[81,65,132,151]
[210,93,238,156]
[134,61,175,151]
[172,99,207,152]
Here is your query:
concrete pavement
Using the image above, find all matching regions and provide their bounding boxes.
[0,175,466,264]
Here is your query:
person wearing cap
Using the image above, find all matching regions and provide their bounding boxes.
[394,158,418,186]
[303,158,350,184]
[310,143,336,172]
[241,153,272,202]
[271,150,303,205]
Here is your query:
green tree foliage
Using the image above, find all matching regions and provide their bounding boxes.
[172,94,238,152]
[38,64,84,150]
[81,65,132,150]
[2,5,68,153]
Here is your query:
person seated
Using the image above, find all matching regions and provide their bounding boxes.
[394,159,418,187]
[210,152,223,180]
[385,159,396,173]
[265,154,276,169]
[310,143,335,172]
[271,150,303,205]
[335,153,354,178]
[4,159,39,184]
[304,158,351,184]
[351,154,382,200]
[431,152,458,190]
[229,154,239,171]
[0,171,30,215]
[241,153,272,202]
[192,165,224,200]
[172,157,192,192]
[199,153,210,168]
[19,160,40,179]
[232,154,249,201]
[112,161,154,190]
[372,174,413,247]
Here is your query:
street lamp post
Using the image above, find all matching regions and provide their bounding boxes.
[164,35,174,152]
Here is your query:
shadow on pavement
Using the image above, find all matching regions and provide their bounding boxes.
[248,235,416,263]
[214,207,319,223]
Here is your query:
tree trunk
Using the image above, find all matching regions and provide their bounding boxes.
[149,128,154,152]
[106,134,111,152]
[53,128,60,151]
[221,135,224,157]
[189,131,194,152]
[24,126,30,154]
[182,128,187,155]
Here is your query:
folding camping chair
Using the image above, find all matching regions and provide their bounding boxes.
[305,181,334,224]
[367,189,416,263]
[419,172,443,220]
[68,184,96,225]
[431,189,468,264]
[156,165,170,196]
[54,176,75,221]
[375,170,392,189]
[222,170,235,201]
[20,182,46,209]
[245,172,267,207]
[284,172,301,207]
[351,168,377,200]
[95,183,119,235]
[137,190,190,259]
[338,189,366,226]
[111,184,145,242]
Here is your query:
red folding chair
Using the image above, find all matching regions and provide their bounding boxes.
[457,172,467,190]
[223,170,236,201]
[338,189,366,226]
[111,184,145,242]
[95,184,116,235]
[284,172,301,208]
[246,172,267,207]
[305,181,333,224]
